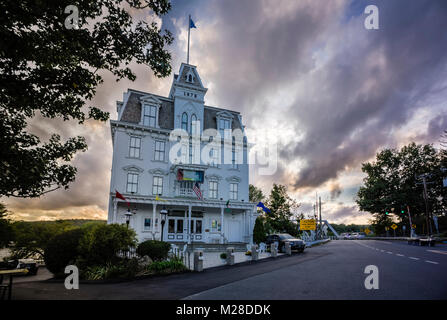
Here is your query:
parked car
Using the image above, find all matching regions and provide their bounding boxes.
[0,259,39,275]
[265,233,306,253]
[340,232,351,239]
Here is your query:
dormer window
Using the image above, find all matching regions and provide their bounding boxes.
[143,105,157,127]
[218,118,231,139]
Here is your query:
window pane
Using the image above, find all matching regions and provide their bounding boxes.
[168,219,175,233]
[196,220,202,234]
[144,218,151,230]
[177,219,183,233]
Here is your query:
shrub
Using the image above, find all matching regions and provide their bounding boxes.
[253,217,267,244]
[245,250,252,256]
[83,258,141,280]
[220,253,227,259]
[44,228,85,276]
[78,223,137,266]
[136,240,171,261]
[148,258,187,274]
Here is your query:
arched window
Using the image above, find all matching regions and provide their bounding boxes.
[181,112,188,131]
[191,114,197,135]
[188,74,193,82]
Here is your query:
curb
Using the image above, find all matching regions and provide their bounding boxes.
[305,239,331,248]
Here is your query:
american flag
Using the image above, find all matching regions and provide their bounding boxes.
[193,182,203,200]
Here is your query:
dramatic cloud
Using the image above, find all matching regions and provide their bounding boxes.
[3,0,447,224]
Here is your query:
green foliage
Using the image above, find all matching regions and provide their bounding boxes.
[10,220,76,259]
[78,223,137,266]
[249,184,265,203]
[253,216,267,244]
[136,240,170,261]
[220,253,227,259]
[264,184,301,237]
[147,258,188,274]
[245,251,252,256]
[0,203,14,248]
[44,228,85,276]
[356,143,446,234]
[84,258,140,280]
[0,0,173,198]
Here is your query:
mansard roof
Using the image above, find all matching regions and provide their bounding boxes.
[117,89,243,131]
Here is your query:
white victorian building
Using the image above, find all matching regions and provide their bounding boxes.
[107,63,257,245]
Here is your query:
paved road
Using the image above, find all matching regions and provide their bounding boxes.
[11,240,447,300]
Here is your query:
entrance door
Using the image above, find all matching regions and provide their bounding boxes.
[166,217,185,241]
[227,220,241,242]
[190,218,203,241]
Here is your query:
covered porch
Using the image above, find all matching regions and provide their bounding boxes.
[111,195,257,245]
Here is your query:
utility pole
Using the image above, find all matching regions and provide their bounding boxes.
[407,205,414,238]
[319,197,322,240]
[417,174,434,237]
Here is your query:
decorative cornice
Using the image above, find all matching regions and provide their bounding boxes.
[122,165,144,173]
[226,176,241,183]
[148,168,169,176]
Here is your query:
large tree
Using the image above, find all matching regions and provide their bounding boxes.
[0,203,14,248]
[265,184,300,236]
[356,143,446,235]
[0,0,173,198]
[249,184,264,203]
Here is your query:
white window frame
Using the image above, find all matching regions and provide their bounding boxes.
[129,136,141,159]
[218,118,231,139]
[126,172,139,193]
[143,217,151,231]
[229,183,238,200]
[143,105,157,127]
[209,180,218,199]
[154,140,165,161]
[152,176,163,196]
[181,112,188,131]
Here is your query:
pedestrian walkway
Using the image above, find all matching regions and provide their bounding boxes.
[185,251,285,270]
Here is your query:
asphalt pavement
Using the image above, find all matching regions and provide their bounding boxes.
[10,240,447,300]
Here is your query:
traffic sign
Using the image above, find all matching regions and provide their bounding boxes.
[391,224,397,230]
[300,219,316,230]
[412,224,416,229]
[364,228,371,235]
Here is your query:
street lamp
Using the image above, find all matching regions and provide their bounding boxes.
[160,206,168,242]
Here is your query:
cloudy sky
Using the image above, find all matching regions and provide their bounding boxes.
[5,0,447,224]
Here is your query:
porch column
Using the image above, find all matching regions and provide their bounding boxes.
[152,202,157,239]
[220,206,224,244]
[113,199,117,223]
[188,204,192,244]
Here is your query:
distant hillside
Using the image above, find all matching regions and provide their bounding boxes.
[15,219,107,227]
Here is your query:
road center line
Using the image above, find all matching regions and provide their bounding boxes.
[387,251,393,254]
[409,257,419,260]
[427,250,447,255]
[425,260,439,265]
[396,254,404,257]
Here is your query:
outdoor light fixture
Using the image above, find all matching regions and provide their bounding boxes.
[124,208,132,228]
[160,205,168,241]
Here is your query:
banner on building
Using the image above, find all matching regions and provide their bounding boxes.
[177,169,204,183]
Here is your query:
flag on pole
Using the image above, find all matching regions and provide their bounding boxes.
[257,202,271,214]
[189,17,197,29]
[115,190,130,207]
[193,182,203,200]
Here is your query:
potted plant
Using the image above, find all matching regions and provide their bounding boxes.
[220,252,227,263]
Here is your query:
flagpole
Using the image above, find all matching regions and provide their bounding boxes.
[187,14,191,64]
